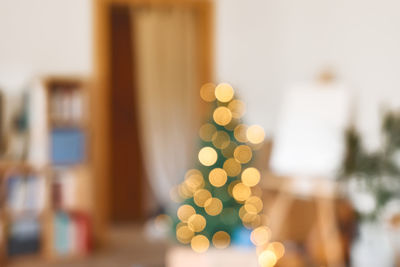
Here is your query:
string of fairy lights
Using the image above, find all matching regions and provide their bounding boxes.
[172,83,285,267]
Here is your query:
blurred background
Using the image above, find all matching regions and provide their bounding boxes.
[0,0,400,266]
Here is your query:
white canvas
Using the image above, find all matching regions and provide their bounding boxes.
[270,82,351,179]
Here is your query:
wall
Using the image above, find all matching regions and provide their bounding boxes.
[2,0,400,151]
[216,0,400,150]
[0,0,92,92]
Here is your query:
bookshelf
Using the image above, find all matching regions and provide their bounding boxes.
[0,77,94,264]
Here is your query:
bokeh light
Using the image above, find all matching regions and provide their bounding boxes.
[188,214,206,232]
[204,197,223,216]
[209,168,228,187]
[223,158,242,177]
[227,180,240,196]
[193,189,212,207]
[212,231,231,249]
[215,83,234,102]
[240,208,261,228]
[198,146,218,166]
[241,167,261,187]
[169,186,182,202]
[221,142,236,158]
[245,196,263,213]
[246,125,265,144]
[191,235,210,253]
[212,131,230,149]
[233,145,253,164]
[200,83,216,102]
[176,224,194,244]
[228,99,245,118]
[232,182,251,202]
[267,242,285,259]
[258,249,277,267]
[184,169,204,193]
[234,124,248,143]
[224,118,239,132]
[178,183,193,198]
[213,106,232,126]
[177,204,196,222]
[251,226,271,246]
[244,214,262,229]
[199,123,217,142]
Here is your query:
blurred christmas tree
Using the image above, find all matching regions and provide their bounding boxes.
[173,83,266,253]
[342,110,400,219]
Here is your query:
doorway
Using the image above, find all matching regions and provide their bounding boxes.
[94,0,213,226]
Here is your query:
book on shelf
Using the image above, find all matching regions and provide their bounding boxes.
[52,167,91,211]
[50,86,84,125]
[7,216,41,256]
[6,174,46,216]
[54,211,91,256]
[50,128,85,165]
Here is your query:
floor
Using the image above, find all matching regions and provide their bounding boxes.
[7,225,168,267]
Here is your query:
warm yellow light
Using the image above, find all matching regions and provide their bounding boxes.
[243,214,262,229]
[188,214,206,232]
[245,196,263,213]
[244,203,258,215]
[228,99,245,118]
[221,142,236,158]
[224,118,239,131]
[213,106,232,126]
[204,197,223,216]
[215,83,234,103]
[258,249,277,267]
[212,231,230,249]
[232,183,251,202]
[200,83,216,102]
[251,226,271,246]
[198,147,218,166]
[185,169,202,179]
[223,158,242,177]
[209,168,228,187]
[234,145,253,164]
[227,180,240,196]
[177,205,196,223]
[246,125,265,144]
[199,123,217,142]
[239,206,258,223]
[267,242,285,259]
[184,170,204,193]
[191,235,210,253]
[194,189,212,207]
[170,186,182,203]
[241,167,261,187]
[212,131,230,149]
[234,124,248,143]
[176,224,194,244]
[178,183,193,198]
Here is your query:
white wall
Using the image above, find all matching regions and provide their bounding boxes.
[216,0,400,150]
[0,0,93,92]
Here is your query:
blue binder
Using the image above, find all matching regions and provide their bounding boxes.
[51,128,85,165]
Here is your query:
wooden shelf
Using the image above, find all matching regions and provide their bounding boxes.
[0,76,96,264]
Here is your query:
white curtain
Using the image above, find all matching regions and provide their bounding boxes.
[131,7,200,210]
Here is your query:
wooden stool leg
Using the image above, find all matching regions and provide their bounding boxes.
[266,183,294,240]
[316,197,345,267]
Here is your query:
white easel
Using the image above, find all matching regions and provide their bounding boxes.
[265,71,350,267]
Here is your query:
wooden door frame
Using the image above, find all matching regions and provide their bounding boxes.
[92,0,214,245]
